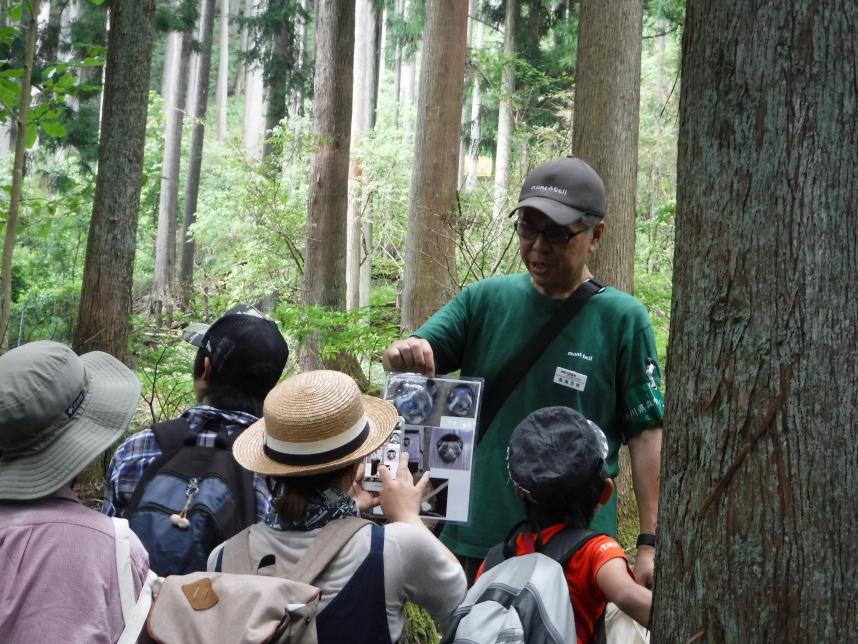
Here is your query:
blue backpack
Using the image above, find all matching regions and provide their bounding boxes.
[125,417,258,576]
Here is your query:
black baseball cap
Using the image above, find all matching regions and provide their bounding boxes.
[182,304,288,399]
[509,156,606,226]
[507,406,609,502]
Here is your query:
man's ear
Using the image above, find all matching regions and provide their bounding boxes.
[588,220,606,252]
[202,356,213,381]
[598,477,614,505]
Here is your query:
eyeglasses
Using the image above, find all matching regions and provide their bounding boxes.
[514,220,589,246]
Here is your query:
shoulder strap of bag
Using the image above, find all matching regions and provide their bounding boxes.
[112,517,159,644]
[220,525,257,574]
[288,517,372,584]
[150,416,193,452]
[477,278,605,444]
[539,527,602,565]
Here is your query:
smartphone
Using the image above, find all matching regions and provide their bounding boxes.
[362,424,402,492]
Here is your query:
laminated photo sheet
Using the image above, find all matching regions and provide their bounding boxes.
[373,373,483,523]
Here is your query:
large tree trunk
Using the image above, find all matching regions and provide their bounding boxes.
[391,0,402,127]
[179,0,216,301]
[572,0,644,546]
[186,1,205,120]
[491,0,516,222]
[216,0,229,140]
[0,0,40,351]
[400,0,467,332]
[73,0,156,362]
[301,0,354,370]
[652,1,858,640]
[572,0,642,295]
[151,23,193,315]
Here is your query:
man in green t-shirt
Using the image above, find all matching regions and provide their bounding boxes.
[383,157,663,588]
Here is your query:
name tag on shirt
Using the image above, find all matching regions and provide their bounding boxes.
[554,367,587,392]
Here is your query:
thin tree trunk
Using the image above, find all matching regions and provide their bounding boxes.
[457,0,474,190]
[346,0,370,310]
[73,0,157,361]
[216,0,229,140]
[186,0,205,120]
[262,4,292,160]
[161,6,181,99]
[39,0,64,63]
[359,4,380,307]
[653,2,858,639]
[152,26,193,314]
[465,13,484,193]
[0,0,40,351]
[401,0,467,332]
[232,0,251,96]
[243,0,265,158]
[179,0,216,300]
[392,0,402,127]
[302,0,355,370]
[491,0,516,222]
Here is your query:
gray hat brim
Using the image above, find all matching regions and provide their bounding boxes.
[182,322,210,348]
[0,351,141,501]
[509,196,590,226]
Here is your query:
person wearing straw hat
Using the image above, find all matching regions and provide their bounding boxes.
[208,370,466,643]
[0,341,151,643]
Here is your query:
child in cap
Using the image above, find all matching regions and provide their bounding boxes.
[477,405,651,644]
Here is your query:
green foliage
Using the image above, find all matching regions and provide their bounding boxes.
[401,602,440,644]
[130,317,197,425]
[273,302,400,391]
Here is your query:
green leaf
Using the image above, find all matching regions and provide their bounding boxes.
[0,68,24,79]
[9,5,23,22]
[24,122,37,148]
[40,119,67,138]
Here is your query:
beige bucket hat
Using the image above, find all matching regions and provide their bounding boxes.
[233,370,399,476]
[0,341,141,500]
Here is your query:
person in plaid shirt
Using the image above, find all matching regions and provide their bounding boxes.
[102,304,289,543]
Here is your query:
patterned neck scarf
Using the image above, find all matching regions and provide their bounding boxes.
[264,483,358,532]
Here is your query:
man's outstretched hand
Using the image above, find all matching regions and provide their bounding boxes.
[382,337,436,377]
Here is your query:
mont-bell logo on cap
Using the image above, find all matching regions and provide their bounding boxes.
[529,184,568,196]
[66,391,86,418]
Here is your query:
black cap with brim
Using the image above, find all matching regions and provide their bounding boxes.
[509,196,592,226]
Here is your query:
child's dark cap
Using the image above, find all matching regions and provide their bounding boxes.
[507,406,609,502]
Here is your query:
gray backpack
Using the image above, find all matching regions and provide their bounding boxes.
[145,518,370,644]
[442,527,602,644]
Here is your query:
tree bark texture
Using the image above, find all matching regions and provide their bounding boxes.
[652,2,858,641]
[400,0,467,332]
[179,0,216,299]
[572,0,642,295]
[152,25,193,313]
[216,0,229,140]
[73,0,156,361]
[0,0,40,351]
[301,0,354,369]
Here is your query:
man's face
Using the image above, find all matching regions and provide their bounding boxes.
[518,209,603,298]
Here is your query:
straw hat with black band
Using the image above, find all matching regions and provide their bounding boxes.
[233,370,400,477]
[0,341,141,501]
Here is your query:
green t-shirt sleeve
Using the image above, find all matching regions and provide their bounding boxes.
[413,287,471,375]
[617,305,665,441]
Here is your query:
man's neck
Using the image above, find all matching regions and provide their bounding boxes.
[531,268,593,299]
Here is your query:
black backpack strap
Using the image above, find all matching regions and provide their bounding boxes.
[150,416,194,452]
[477,278,604,444]
[539,527,602,565]
[483,518,533,573]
